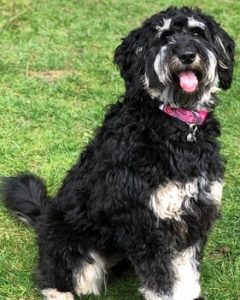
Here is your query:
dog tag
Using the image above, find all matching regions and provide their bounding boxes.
[187,125,198,142]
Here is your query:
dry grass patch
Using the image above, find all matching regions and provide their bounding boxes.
[27,70,76,82]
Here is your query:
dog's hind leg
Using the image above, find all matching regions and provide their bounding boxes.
[37,248,76,300]
[37,242,107,299]
[72,251,107,296]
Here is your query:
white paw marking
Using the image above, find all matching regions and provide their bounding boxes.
[42,289,74,300]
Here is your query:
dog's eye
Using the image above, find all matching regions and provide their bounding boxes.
[191,27,206,38]
[161,30,173,40]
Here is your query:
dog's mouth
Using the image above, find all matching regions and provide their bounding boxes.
[173,69,202,93]
[178,70,199,93]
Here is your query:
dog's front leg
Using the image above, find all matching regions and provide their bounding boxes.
[125,235,202,300]
[122,229,174,300]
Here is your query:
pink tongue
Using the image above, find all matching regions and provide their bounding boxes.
[178,70,198,93]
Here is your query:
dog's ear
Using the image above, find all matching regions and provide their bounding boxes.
[114,27,146,86]
[213,25,235,90]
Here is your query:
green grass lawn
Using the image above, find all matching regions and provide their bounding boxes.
[0,0,239,299]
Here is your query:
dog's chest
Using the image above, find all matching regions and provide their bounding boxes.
[149,176,223,221]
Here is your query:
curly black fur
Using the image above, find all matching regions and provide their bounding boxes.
[1,6,235,300]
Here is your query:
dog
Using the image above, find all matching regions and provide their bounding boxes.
[1,6,235,300]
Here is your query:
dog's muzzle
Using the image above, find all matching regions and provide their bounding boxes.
[169,49,205,93]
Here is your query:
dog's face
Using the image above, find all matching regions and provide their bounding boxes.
[114,7,235,109]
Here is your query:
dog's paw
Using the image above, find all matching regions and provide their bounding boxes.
[42,289,74,300]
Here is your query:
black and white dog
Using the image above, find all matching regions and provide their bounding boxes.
[1,6,235,300]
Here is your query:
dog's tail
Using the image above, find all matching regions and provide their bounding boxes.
[0,174,50,227]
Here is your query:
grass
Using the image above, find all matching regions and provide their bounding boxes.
[0,0,239,299]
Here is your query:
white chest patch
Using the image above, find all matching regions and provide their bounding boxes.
[150,178,223,221]
[150,181,190,221]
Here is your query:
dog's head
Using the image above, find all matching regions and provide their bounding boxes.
[114,7,235,109]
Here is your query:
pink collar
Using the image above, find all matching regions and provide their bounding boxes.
[159,103,208,125]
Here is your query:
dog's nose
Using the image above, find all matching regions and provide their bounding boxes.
[178,51,196,64]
